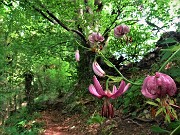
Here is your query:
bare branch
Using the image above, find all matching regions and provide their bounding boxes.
[32,5,55,24]
[31,2,87,44]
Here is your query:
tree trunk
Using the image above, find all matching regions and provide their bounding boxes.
[76,46,95,89]
[24,71,34,113]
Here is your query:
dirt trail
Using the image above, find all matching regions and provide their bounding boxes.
[38,109,158,135]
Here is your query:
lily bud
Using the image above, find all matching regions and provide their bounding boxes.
[88,32,104,44]
[114,25,130,38]
[92,61,105,77]
[75,50,80,61]
[141,72,177,99]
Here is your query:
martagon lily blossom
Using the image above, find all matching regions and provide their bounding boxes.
[89,75,130,99]
[141,72,177,99]
[88,32,104,44]
[141,72,178,122]
[114,25,130,38]
[89,75,130,118]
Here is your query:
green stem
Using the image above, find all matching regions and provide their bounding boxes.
[75,40,91,50]
[106,78,110,90]
[158,47,180,72]
[170,124,180,135]
[99,52,141,85]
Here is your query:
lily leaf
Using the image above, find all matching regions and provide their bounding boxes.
[170,124,180,135]
[160,38,177,44]
[109,76,122,82]
[155,98,160,103]
[103,59,114,68]
[151,125,170,133]
[155,108,163,117]
[146,101,159,107]
[165,114,171,123]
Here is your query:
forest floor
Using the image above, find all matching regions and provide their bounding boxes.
[37,104,160,135]
[36,80,180,135]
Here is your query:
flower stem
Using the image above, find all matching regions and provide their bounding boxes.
[75,40,91,50]
[158,46,180,72]
[99,52,141,85]
[106,78,110,90]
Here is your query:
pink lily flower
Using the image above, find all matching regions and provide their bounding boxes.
[89,75,130,99]
[92,61,105,77]
[114,25,130,38]
[88,32,104,44]
[141,72,177,99]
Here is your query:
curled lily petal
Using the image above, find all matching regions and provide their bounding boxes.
[92,61,105,77]
[112,85,117,95]
[123,83,131,93]
[156,72,177,96]
[111,80,130,99]
[93,75,106,96]
[89,84,103,98]
[118,80,126,92]
[141,76,159,99]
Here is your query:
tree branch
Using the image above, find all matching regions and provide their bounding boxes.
[103,6,123,40]
[29,1,87,44]
[42,4,87,44]
[32,5,55,24]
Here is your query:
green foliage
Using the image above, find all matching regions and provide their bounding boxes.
[151,125,170,134]
[146,98,178,123]
[115,79,143,114]
[87,114,105,125]
[3,108,44,135]
[160,44,180,81]
[151,120,180,135]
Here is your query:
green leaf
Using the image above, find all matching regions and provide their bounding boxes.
[165,114,171,123]
[146,101,159,107]
[103,59,113,68]
[170,124,180,135]
[151,125,170,133]
[155,107,163,117]
[155,98,160,103]
[108,76,122,82]
[160,38,177,44]
[87,115,105,125]
[161,44,180,52]
[168,120,180,130]
[170,107,178,119]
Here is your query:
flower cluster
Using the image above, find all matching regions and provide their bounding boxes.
[75,24,130,60]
